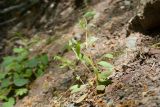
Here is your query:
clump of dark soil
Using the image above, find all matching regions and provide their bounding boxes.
[129,0,160,34]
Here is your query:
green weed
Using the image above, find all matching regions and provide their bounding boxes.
[68,11,114,92]
[78,10,96,48]
[0,47,49,107]
[67,39,114,93]
[55,11,113,93]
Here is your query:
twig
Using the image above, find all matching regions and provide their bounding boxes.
[0,3,27,14]
[0,17,17,26]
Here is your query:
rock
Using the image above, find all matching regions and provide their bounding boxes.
[129,0,160,32]
[126,36,138,50]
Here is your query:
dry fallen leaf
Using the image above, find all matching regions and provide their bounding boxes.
[75,94,88,103]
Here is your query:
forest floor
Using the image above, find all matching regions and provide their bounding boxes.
[1,0,160,107]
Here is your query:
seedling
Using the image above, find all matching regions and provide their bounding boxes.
[67,11,114,93]
[78,10,96,48]
[67,39,114,92]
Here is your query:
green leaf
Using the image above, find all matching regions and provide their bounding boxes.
[54,55,62,61]
[13,78,29,87]
[103,54,114,59]
[26,58,38,68]
[0,73,6,80]
[16,51,28,62]
[35,69,44,77]
[78,18,87,29]
[0,95,7,100]
[6,62,23,72]
[76,42,81,58]
[2,56,16,67]
[5,62,19,72]
[13,73,19,79]
[83,55,92,65]
[2,97,15,107]
[83,11,95,20]
[96,85,105,91]
[23,69,33,78]
[15,88,28,96]
[98,72,112,82]
[76,76,80,80]
[69,84,86,93]
[72,42,82,60]
[98,61,114,72]
[15,64,23,72]
[39,54,48,65]
[1,78,10,88]
[13,47,25,53]
[0,87,12,97]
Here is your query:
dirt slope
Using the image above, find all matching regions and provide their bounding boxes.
[13,0,160,107]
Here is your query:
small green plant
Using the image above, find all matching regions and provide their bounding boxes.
[61,11,113,93]
[78,10,96,48]
[68,39,114,92]
[0,47,49,106]
[78,11,113,89]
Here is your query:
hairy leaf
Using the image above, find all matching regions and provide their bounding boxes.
[98,72,112,82]
[98,61,114,72]
[35,69,44,77]
[13,78,29,87]
[2,56,16,67]
[83,11,95,20]
[2,97,15,107]
[26,58,38,68]
[0,73,6,80]
[15,88,28,96]
[13,48,25,53]
[1,78,10,88]
[39,54,48,65]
